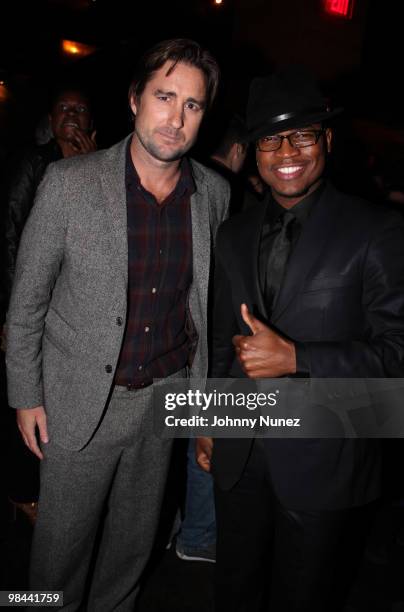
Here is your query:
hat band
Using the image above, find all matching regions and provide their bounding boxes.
[250,106,330,133]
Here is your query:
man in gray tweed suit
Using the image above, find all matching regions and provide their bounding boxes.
[6,39,229,610]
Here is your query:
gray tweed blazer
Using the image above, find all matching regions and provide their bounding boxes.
[6,135,230,450]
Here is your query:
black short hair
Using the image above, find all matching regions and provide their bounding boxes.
[214,114,248,158]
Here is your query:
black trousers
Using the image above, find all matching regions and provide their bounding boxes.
[214,439,372,612]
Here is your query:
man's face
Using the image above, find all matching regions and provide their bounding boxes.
[256,123,332,208]
[130,60,207,163]
[50,91,92,143]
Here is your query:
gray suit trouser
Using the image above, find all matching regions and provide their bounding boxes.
[30,372,184,611]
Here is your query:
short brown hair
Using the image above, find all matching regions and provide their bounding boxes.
[128,38,220,112]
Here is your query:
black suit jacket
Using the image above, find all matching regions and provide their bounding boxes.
[211,182,404,510]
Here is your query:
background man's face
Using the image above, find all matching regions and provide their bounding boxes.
[50,91,92,143]
[130,60,207,163]
[256,123,332,207]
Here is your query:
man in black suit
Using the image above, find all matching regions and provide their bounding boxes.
[196,67,404,611]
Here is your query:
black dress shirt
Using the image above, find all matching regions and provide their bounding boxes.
[259,182,326,374]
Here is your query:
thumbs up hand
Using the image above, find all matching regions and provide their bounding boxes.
[232,304,297,378]
[239,303,268,335]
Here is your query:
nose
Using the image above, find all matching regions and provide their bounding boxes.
[277,137,300,158]
[65,106,78,116]
[169,104,184,129]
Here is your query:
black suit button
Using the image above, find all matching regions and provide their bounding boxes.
[105,364,112,373]
[116,317,123,326]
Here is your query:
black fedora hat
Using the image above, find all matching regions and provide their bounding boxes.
[247,65,343,143]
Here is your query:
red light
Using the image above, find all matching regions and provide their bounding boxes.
[324,0,354,18]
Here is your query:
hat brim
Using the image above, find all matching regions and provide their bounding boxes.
[248,107,343,143]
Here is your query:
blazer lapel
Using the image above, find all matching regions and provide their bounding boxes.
[189,174,210,326]
[100,136,130,286]
[271,182,340,324]
[241,198,269,321]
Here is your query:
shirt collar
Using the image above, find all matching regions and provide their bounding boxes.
[176,157,196,198]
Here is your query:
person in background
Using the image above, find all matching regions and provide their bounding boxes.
[175,114,247,565]
[206,114,248,216]
[4,85,96,299]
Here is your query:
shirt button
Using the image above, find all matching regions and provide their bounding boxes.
[116,317,123,326]
[138,365,143,371]
[151,288,157,294]
[105,364,112,373]
[145,326,150,333]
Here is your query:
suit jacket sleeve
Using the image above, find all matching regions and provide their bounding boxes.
[207,172,231,241]
[6,163,66,409]
[303,221,404,377]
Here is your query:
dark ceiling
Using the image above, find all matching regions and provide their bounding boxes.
[0,0,236,146]
[0,0,233,77]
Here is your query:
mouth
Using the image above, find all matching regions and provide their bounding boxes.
[157,129,182,144]
[272,165,306,180]
[62,121,80,129]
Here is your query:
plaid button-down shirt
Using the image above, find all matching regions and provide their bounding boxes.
[114,142,194,388]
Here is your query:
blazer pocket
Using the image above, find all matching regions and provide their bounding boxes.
[300,285,361,339]
[303,274,356,292]
[44,308,77,354]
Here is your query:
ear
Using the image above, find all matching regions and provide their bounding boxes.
[129,93,137,117]
[325,127,332,154]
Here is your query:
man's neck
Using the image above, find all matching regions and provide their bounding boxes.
[272,178,324,210]
[130,134,182,203]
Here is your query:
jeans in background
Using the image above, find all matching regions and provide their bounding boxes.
[176,439,216,551]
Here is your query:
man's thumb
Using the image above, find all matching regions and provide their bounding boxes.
[241,303,264,335]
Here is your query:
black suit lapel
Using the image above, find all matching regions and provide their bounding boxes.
[240,198,269,322]
[271,183,340,324]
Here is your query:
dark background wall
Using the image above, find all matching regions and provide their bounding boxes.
[233,0,369,77]
[0,0,403,154]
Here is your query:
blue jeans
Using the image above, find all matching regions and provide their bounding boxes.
[177,439,216,550]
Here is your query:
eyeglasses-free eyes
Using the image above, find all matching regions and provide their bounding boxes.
[57,103,90,114]
[256,129,324,152]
